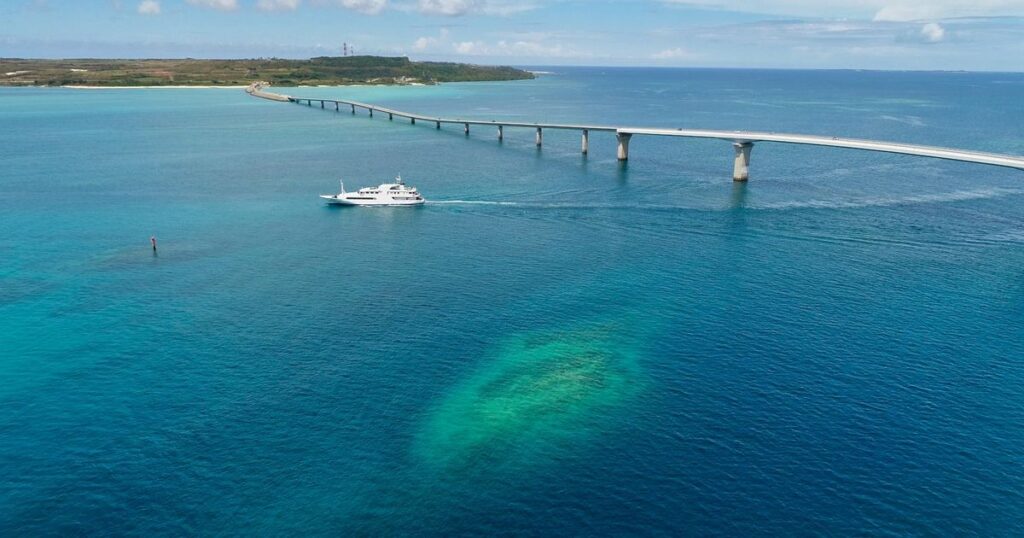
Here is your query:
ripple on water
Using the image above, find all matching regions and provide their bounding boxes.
[413,322,642,472]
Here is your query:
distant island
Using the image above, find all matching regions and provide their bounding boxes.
[0,56,535,87]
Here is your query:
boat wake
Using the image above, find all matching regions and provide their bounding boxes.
[430,200,657,210]
[755,187,1024,211]
[428,200,520,206]
[429,187,1024,212]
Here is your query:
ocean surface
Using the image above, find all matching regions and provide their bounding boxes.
[2,68,1023,535]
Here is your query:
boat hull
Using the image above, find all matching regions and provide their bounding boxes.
[320,195,425,207]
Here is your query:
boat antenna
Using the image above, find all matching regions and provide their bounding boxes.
[396,173,403,184]
[339,178,346,194]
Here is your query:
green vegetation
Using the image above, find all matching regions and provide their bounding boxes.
[0,56,534,87]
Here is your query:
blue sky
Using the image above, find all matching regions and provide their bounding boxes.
[3,0,1023,70]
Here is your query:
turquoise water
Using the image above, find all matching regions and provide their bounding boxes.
[2,68,1024,535]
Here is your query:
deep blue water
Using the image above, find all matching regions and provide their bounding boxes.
[2,68,1024,535]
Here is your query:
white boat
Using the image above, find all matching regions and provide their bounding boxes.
[320,176,425,206]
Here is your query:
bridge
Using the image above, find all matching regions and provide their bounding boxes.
[247,83,1024,181]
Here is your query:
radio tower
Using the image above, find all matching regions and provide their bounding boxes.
[343,42,348,56]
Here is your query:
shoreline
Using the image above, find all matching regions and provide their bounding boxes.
[60,84,250,89]
[0,81,467,90]
[0,80,496,90]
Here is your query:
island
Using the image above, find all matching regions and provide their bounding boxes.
[0,56,535,87]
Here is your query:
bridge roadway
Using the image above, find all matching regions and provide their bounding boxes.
[248,84,1024,181]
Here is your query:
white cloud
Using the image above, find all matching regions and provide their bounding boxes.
[689,17,963,49]
[257,0,301,11]
[419,0,475,15]
[413,36,437,50]
[416,0,537,16]
[920,22,946,42]
[498,39,565,56]
[453,40,481,53]
[651,47,697,60]
[185,0,238,11]
[450,38,585,58]
[176,0,533,16]
[661,0,1024,21]
[412,27,449,50]
[339,0,387,14]
[137,0,160,15]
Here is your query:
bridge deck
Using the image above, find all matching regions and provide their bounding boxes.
[317,97,619,132]
[621,128,1024,170]
[250,85,1024,172]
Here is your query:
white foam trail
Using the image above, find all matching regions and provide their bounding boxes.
[754,187,1024,211]
[879,115,927,127]
[430,200,649,210]
[429,188,1024,213]
[983,229,1024,243]
[429,200,519,206]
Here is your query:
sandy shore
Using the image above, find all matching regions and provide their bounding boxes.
[61,85,249,89]
[57,83,427,90]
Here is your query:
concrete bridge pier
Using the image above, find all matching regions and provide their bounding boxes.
[368,108,373,117]
[411,117,416,125]
[351,104,356,114]
[616,133,632,161]
[582,129,590,155]
[335,102,339,111]
[536,127,543,147]
[389,113,393,121]
[733,142,753,181]
[498,125,504,141]
[307,100,311,107]
[436,120,441,129]
[464,123,470,135]
[320,100,324,109]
